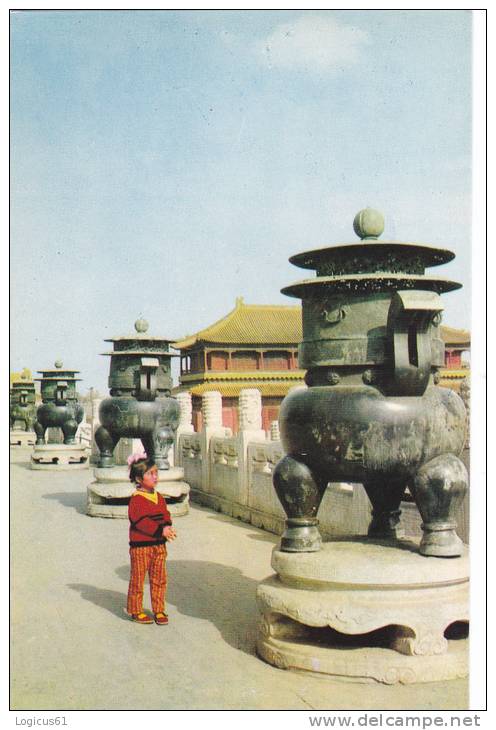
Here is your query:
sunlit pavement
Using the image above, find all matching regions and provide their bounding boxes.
[10,447,468,711]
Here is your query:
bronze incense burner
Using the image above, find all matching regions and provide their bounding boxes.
[95,319,180,469]
[33,361,84,444]
[273,209,467,557]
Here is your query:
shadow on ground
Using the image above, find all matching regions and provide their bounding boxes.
[200,508,279,544]
[244,531,279,543]
[115,559,260,656]
[11,460,36,471]
[67,583,130,621]
[42,491,87,514]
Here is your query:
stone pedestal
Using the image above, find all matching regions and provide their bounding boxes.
[86,465,190,518]
[30,444,89,470]
[256,540,468,684]
[10,430,36,447]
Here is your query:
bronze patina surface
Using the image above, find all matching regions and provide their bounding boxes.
[273,208,467,557]
[95,319,180,469]
[33,360,84,445]
[10,376,36,431]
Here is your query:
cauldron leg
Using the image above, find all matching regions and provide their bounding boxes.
[94,425,119,468]
[273,455,327,552]
[33,420,46,445]
[140,436,153,462]
[61,419,78,445]
[362,477,407,540]
[141,427,173,470]
[410,454,467,557]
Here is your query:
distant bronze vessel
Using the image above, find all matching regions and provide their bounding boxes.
[10,375,36,432]
[33,360,84,444]
[95,319,180,469]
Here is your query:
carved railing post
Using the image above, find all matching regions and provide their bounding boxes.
[175,392,195,466]
[270,420,280,442]
[459,376,470,449]
[202,391,223,428]
[176,392,194,433]
[90,398,103,464]
[237,389,267,505]
[239,388,263,431]
[200,391,231,492]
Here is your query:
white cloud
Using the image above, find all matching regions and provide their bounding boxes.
[256,15,369,72]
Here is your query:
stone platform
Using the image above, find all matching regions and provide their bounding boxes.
[256,539,469,684]
[86,465,190,518]
[10,430,36,447]
[10,445,470,709]
[30,443,89,470]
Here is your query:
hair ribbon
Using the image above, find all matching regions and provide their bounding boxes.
[127,451,147,467]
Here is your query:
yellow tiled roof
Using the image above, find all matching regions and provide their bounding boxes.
[173,298,303,349]
[439,368,470,379]
[180,370,305,384]
[173,298,470,350]
[174,380,305,398]
[441,326,471,347]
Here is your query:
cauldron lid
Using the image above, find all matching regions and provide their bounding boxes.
[282,273,462,299]
[289,242,455,271]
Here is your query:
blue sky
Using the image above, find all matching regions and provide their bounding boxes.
[10,9,474,393]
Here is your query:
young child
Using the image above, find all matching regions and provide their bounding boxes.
[126,452,176,625]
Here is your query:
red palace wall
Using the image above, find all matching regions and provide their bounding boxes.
[445,350,462,368]
[191,395,283,434]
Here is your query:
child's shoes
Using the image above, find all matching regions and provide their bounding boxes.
[154,612,169,625]
[131,612,153,624]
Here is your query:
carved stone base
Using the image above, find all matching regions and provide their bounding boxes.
[30,444,89,470]
[86,465,190,518]
[256,540,468,684]
[190,487,285,534]
[10,430,36,447]
[257,633,468,685]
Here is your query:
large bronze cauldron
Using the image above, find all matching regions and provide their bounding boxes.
[273,209,468,557]
[10,376,36,431]
[95,319,180,469]
[33,361,84,444]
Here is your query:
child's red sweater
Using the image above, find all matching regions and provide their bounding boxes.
[128,490,172,547]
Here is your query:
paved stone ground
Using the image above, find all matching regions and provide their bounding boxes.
[10,447,468,711]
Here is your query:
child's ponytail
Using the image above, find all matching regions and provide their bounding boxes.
[127,452,156,483]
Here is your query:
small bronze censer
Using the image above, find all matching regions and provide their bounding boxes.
[10,375,36,432]
[273,209,468,557]
[95,319,180,469]
[33,360,84,444]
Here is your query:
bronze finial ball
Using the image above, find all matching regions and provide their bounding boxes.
[54,359,63,368]
[353,208,385,240]
[134,318,149,333]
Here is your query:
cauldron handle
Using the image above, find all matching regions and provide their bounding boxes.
[136,357,159,401]
[386,290,443,396]
[55,381,68,405]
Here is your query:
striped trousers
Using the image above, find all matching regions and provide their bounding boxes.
[127,544,167,615]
